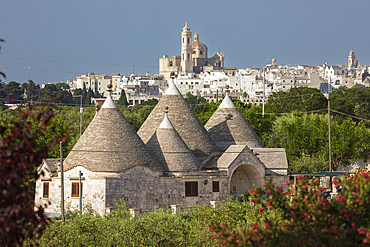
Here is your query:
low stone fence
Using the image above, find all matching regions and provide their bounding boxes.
[128,201,220,218]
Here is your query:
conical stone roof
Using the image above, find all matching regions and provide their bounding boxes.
[146,114,200,171]
[64,95,163,172]
[205,94,265,151]
[138,82,218,162]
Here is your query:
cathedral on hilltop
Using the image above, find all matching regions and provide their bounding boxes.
[35,82,288,215]
[159,23,225,80]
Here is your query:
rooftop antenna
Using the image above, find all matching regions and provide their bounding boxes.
[28,65,30,80]
[133,60,135,75]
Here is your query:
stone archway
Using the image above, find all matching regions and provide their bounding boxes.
[229,164,264,196]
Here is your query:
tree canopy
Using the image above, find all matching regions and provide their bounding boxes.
[266,87,327,114]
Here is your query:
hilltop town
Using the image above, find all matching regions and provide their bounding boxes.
[65,24,369,107]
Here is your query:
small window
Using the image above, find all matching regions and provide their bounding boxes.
[200,50,203,55]
[187,38,190,43]
[185,181,198,197]
[43,182,49,198]
[181,82,183,84]
[212,181,220,192]
[71,182,82,197]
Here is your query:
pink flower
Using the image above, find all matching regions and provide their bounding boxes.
[228,236,234,242]
[249,189,257,195]
[266,189,271,194]
[258,207,265,213]
[263,183,267,187]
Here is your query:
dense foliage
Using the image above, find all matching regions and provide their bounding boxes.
[0,104,66,246]
[268,113,370,173]
[26,198,279,246]
[212,169,370,246]
[0,80,103,106]
[266,87,327,114]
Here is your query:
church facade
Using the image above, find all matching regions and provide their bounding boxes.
[159,23,225,81]
[35,82,288,215]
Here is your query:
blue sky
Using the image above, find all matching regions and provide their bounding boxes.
[1,0,369,84]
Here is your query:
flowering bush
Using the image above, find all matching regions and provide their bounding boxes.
[211,169,370,246]
[0,104,66,246]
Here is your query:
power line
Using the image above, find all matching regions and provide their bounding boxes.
[0,67,87,75]
[267,92,324,99]
[264,109,327,116]
[1,56,157,68]
[330,109,370,122]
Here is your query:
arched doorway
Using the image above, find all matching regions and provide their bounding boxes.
[230,164,264,196]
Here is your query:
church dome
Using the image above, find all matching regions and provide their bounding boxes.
[205,95,265,151]
[64,95,163,172]
[138,82,218,163]
[349,47,355,56]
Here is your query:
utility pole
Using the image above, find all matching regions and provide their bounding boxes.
[328,77,332,191]
[262,67,265,116]
[60,142,65,222]
[328,100,332,172]
[79,170,83,215]
[73,95,83,138]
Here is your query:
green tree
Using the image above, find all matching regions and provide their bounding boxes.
[193,101,219,125]
[82,84,87,105]
[85,88,94,106]
[25,80,40,103]
[117,89,129,107]
[185,92,206,106]
[269,113,370,173]
[266,87,327,114]
[3,81,23,102]
[55,82,70,90]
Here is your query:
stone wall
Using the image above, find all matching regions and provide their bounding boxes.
[36,165,230,215]
[106,166,229,212]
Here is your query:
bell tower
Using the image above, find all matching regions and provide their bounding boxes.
[181,22,193,74]
[348,47,356,69]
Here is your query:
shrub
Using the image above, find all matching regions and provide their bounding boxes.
[211,169,370,246]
